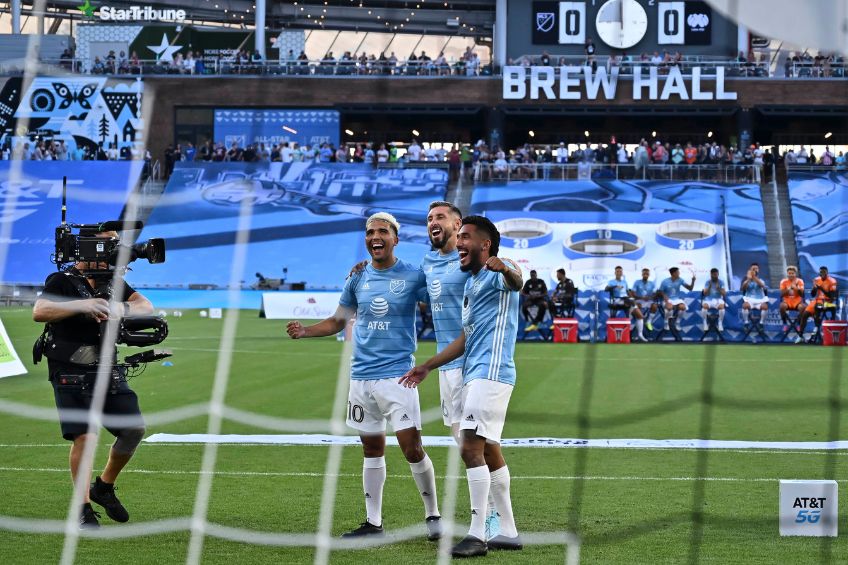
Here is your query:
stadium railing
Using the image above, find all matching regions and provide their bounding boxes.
[473,162,762,183]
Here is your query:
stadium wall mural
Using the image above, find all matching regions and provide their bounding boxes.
[788,171,848,287]
[130,162,449,289]
[0,161,144,284]
[0,75,144,155]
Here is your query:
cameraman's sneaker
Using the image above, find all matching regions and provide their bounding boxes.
[79,503,100,530]
[341,521,384,538]
[89,477,129,523]
[425,515,442,541]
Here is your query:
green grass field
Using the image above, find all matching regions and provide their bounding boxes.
[0,306,847,564]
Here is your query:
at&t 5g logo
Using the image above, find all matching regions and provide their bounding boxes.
[794,497,827,523]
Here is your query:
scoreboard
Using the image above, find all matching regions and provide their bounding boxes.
[509,0,738,58]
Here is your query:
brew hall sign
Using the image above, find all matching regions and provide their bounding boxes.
[503,66,737,101]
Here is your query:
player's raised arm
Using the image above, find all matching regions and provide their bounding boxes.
[485,257,523,291]
[683,273,696,291]
[286,305,355,339]
[399,332,467,388]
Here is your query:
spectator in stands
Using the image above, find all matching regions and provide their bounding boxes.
[60,48,73,70]
[521,270,549,332]
[836,151,846,170]
[779,265,805,332]
[364,143,375,164]
[129,51,140,74]
[376,143,389,163]
[671,143,684,165]
[821,146,834,166]
[797,266,838,341]
[700,268,727,332]
[183,51,196,74]
[740,263,769,328]
[660,267,696,331]
[106,50,117,73]
[117,51,129,74]
[335,144,347,163]
[91,56,105,74]
[809,148,817,164]
[225,142,242,162]
[492,151,509,177]
[797,146,808,164]
[408,139,422,161]
[585,40,596,57]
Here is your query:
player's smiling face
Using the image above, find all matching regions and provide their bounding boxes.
[456,224,483,272]
[365,220,397,263]
[426,206,460,250]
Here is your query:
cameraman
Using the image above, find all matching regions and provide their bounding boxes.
[32,230,153,529]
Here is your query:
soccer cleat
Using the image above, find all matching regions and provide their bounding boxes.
[795,336,804,344]
[89,477,129,523]
[646,320,653,332]
[341,521,384,538]
[451,535,488,558]
[79,503,100,529]
[425,515,442,541]
[718,321,724,332]
[636,334,648,342]
[487,534,524,551]
[524,324,537,332]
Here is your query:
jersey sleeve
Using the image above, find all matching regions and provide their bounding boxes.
[339,273,359,308]
[415,270,429,303]
[494,259,520,291]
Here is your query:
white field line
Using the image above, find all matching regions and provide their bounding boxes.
[0,466,841,483]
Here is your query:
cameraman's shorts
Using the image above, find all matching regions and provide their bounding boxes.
[51,376,144,441]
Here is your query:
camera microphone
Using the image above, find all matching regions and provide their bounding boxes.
[97,220,145,231]
[124,349,172,365]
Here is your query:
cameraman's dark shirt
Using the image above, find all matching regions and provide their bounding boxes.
[41,270,134,378]
[552,278,576,301]
[522,279,548,300]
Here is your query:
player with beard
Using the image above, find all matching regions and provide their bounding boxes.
[401,215,524,557]
[288,212,442,541]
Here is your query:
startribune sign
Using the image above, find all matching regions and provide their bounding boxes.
[78,1,186,22]
[502,65,737,101]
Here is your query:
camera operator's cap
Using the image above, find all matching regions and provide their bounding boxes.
[366,212,400,235]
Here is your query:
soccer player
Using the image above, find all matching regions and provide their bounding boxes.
[797,265,838,342]
[420,201,467,443]
[779,265,805,333]
[630,267,658,334]
[606,265,648,342]
[659,267,696,331]
[740,262,769,328]
[287,212,442,540]
[400,215,524,557]
[700,268,727,332]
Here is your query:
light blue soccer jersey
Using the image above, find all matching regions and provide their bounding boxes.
[742,277,767,299]
[607,278,629,298]
[660,277,687,299]
[632,279,656,299]
[420,250,468,370]
[704,279,725,299]
[339,260,427,380]
[461,266,519,386]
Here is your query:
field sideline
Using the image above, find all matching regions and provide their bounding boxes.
[0,307,846,564]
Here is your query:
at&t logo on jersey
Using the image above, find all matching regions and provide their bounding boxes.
[368,296,391,330]
[429,279,444,311]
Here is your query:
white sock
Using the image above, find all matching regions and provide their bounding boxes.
[363,456,386,527]
[466,465,490,540]
[719,309,725,321]
[490,466,518,538]
[741,308,750,322]
[635,318,644,336]
[701,309,709,329]
[409,454,440,518]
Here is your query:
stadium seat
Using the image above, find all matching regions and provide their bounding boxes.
[741,309,768,343]
[779,310,803,343]
[699,311,724,342]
